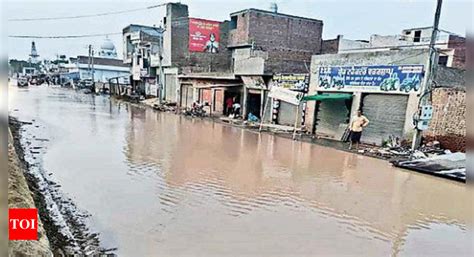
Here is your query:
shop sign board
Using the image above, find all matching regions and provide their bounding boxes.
[268,86,303,105]
[130,31,140,41]
[272,74,309,92]
[318,65,424,93]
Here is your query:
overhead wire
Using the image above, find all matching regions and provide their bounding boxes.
[8,3,166,22]
[8,32,122,39]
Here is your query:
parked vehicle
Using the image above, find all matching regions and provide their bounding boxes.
[17,77,29,87]
[77,79,94,89]
[184,102,206,117]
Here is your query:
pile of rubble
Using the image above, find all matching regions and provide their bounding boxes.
[152,102,177,112]
[356,140,465,182]
[141,98,177,112]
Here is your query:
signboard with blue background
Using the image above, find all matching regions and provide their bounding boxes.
[318,65,424,93]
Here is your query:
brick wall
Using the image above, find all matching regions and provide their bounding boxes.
[447,35,465,69]
[229,9,323,74]
[424,87,466,152]
[168,3,232,73]
[321,38,339,54]
[228,13,249,46]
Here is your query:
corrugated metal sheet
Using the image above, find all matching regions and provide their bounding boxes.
[362,94,408,145]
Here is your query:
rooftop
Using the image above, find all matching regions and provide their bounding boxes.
[76,56,128,67]
[123,24,164,37]
[401,26,463,36]
[230,8,322,23]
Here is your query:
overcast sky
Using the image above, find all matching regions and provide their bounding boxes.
[5,0,473,60]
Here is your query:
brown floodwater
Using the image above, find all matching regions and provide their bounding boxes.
[9,85,472,256]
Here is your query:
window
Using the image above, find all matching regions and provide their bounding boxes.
[413,30,421,42]
[230,16,237,29]
[438,55,448,66]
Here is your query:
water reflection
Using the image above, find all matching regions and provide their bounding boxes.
[124,105,471,256]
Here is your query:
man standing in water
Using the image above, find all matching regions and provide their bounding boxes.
[349,110,369,150]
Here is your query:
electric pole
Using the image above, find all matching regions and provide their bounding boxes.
[411,0,442,151]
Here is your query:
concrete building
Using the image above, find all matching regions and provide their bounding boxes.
[322,27,466,69]
[306,49,430,145]
[123,24,163,96]
[306,47,465,147]
[63,55,130,84]
[226,8,323,122]
[160,3,232,105]
[155,3,323,121]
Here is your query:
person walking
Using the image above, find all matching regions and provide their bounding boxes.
[349,110,369,150]
[225,97,234,116]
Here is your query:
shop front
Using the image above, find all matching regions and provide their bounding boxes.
[270,74,309,126]
[177,74,242,115]
[241,76,267,119]
[309,64,424,145]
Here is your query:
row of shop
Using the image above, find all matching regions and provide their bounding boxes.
[176,75,415,146]
[176,74,309,126]
[137,48,463,147]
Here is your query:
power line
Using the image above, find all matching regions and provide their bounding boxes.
[339,41,465,52]
[8,32,122,39]
[8,3,167,22]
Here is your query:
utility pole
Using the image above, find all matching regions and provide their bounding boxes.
[91,47,95,83]
[88,45,91,76]
[411,0,442,150]
[158,32,165,104]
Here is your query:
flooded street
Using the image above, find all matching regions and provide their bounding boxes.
[9,85,472,256]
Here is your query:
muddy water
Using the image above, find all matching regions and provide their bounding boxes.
[9,85,472,256]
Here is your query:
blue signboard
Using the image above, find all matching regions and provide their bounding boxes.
[318,65,424,93]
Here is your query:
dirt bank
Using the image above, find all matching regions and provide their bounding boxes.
[9,117,112,256]
[8,127,53,256]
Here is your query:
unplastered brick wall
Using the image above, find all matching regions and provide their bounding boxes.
[425,87,466,152]
[246,10,323,74]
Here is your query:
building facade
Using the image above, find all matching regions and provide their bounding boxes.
[322,27,466,70]
[62,55,130,86]
[123,24,163,96]
[160,3,232,105]
[306,49,430,145]
[306,47,466,147]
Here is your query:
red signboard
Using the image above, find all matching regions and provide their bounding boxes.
[189,18,220,53]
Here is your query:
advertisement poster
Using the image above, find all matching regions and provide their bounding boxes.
[272,74,309,92]
[318,65,424,93]
[189,18,220,53]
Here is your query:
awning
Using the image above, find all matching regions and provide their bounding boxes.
[241,76,266,89]
[302,93,352,101]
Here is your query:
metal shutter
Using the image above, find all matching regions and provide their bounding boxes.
[362,94,408,145]
[317,99,351,139]
[278,101,298,126]
[165,74,177,103]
